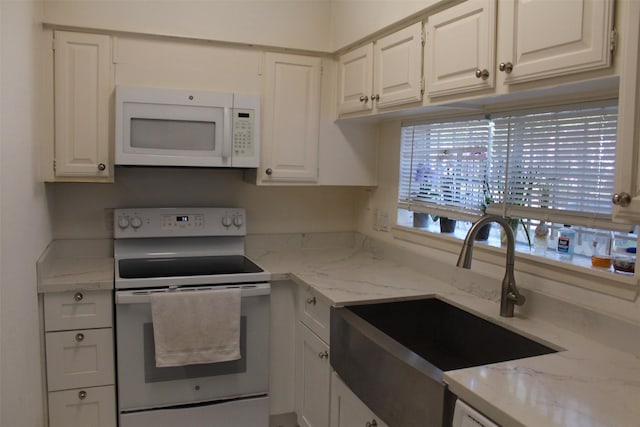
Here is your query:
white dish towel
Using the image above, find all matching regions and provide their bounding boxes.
[150,288,242,368]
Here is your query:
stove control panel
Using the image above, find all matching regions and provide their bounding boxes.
[114,208,246,238]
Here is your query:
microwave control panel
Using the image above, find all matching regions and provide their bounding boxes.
[232,109,255,158]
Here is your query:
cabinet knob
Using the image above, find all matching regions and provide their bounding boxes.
[97,163,106,171]
[371,94,380,102]
[612,192,632,207]
[74,292,84,302]
[475,68,490,80]
[359,95,369,103]
[75,333,85,342]
[499,62,513,73]
[366,420,378,427]
[306,296,316,305]
[318,350,329,359]
[265,168,273,176]
[78,390,87,400]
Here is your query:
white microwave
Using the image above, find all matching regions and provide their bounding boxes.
[115,86,260,168]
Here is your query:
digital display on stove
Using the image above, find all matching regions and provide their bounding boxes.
[176,216,189,222]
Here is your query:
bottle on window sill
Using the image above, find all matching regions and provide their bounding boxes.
[534,221,549,255]
[557,224,575,261]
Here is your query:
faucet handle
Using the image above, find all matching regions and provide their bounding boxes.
[507,291,526,306]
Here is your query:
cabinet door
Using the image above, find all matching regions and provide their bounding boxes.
[613,0,640,222]
[374,22,423,108]
[262,53,321,183]
[295,323,331,427]
[497,0,614,85]
[330,372,388,427]
[48,385,116,427]
[337,44,374,114]
[426,0,496,97]
[45,328,115,391]
[54,31,113,179]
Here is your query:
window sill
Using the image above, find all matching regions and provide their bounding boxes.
[392,224,639,301]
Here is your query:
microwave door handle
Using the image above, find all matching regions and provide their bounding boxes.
[222,107,232,162]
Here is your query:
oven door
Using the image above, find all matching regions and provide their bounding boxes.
[115,283,270,412]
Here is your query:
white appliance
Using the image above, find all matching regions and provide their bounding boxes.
[115,86,260,168]
[114,207,270,427]
[451,399,499,427]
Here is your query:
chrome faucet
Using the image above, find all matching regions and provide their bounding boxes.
[456,215,526,317]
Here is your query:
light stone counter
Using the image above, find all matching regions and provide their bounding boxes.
[37,239,114,293]
[248,234,640,427]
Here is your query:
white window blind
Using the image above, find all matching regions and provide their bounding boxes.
[486,105,623,230]
[399,103,626,231]
[398,119,491,221]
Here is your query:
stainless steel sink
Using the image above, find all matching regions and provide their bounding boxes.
[330,297,558,427]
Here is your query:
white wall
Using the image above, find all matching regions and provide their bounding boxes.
[50,167,363,239]
[43,0,333,52]
[0,1,53,426]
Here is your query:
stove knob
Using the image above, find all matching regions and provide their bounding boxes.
[221,215,232,228]
[130,216,143,229]
[233,215,244,228]
[117,216,130,229]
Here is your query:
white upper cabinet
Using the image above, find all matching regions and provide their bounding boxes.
[373,23,424,108]
[426,0,496,97]
[612,0,640,223]
[337,44,374,114]
[261,53,321,183]
[497,0,615,85]
[338,22,423,115]
[53,31,113,181]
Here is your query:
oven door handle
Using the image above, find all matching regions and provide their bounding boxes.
[116,283,270,304]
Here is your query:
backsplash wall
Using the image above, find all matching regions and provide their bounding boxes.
[49,167,364,239]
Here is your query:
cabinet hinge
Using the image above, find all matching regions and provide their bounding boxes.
[52,38,56,51]
[53,159,56,172]
[420,77,425,95]
[421,29,426,47]
[610,28,617,55]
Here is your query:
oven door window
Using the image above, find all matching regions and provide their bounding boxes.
[142,318,247,383]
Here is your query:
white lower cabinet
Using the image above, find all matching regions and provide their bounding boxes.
[43,290,116,427]
[296,323,331,427]
[330,372,388,427]
[48,385,116,427]
[295,287,332,427]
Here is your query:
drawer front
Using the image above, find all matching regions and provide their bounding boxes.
[44,290,112,331]
[45,329,114,391]
[48,385,116,427]
[298,287,330,343]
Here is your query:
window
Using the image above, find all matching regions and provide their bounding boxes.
[399,102,626,232]
[399,102,640,267]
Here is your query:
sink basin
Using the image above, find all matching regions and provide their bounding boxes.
[330,297,558,427]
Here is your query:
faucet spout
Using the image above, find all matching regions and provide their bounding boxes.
[456,215,526,317]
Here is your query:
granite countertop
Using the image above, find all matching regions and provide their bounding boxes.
[37,239,114,293]
[250,242,640,427]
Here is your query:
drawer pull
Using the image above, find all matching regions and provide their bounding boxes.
[318,350,329,359]
[306,296,316,305]
[78,390,87,400]
[75,333,85,342]
[74,292,84,302]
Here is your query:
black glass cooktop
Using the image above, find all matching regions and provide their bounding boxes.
[118,255,263,279]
